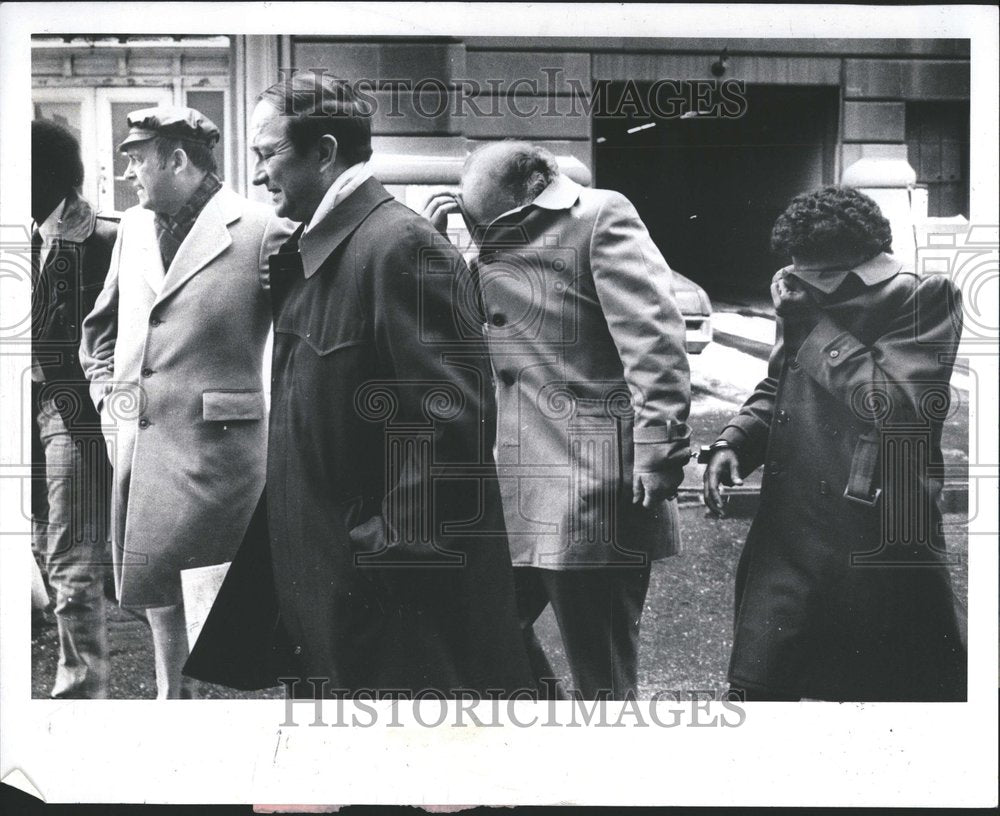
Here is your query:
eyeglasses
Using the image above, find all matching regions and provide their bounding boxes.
[251,144,294,166]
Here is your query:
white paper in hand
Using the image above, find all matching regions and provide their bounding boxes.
[180,562,231,651]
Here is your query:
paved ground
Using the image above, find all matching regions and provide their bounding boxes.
[30,338,971,699]
[31,507,968,700]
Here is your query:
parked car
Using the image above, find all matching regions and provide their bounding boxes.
[671,270,713,354]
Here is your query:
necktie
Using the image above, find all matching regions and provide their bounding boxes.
[30,227,43,282]
[264,226,305,302]
[30,228,46,381]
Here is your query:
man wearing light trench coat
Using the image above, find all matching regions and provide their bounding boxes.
[426,141,692,700]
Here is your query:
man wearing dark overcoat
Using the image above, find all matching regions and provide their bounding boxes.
[184,73,532,697]
[704,186,967,702]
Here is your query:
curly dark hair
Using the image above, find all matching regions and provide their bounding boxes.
[770,185,893,261]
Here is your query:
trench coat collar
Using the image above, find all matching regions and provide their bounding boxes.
[157,186,241,304]
[299,177,394,279]
[788,251,903,295]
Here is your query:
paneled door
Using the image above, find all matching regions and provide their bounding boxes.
[33,87,99,206]
[33,86,174,214]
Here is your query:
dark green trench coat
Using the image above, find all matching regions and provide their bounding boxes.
[717,253,967,701]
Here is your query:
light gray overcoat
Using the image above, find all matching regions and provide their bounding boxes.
[476,175,692,568]
[80,187,292,607]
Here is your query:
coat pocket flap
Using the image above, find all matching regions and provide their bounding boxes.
[202,390,265,421]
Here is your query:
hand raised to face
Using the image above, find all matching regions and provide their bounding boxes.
[771,273,820,318]
[421,190,465,236]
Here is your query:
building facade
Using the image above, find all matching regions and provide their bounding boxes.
[33,35,971,297]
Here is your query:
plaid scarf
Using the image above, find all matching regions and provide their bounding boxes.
[154,172,223,271]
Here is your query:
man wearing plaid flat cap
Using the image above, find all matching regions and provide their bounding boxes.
[81,106,293,698]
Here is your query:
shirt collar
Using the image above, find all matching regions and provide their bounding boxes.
[299,162,373,278]
[302,162,372,237]
[788,251,903,295]
[37,199,66,246]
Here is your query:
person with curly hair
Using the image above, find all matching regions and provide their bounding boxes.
[703,185,967,701]
[769,184,893,263]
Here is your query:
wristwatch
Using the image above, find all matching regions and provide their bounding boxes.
[697,440,735,465]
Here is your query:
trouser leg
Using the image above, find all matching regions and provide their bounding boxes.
[540,565,652,700]
[30,385,51,614]
[31,554,51,615]
[513,568,568,699]
[36,402,110,699]
[146,603,197,699]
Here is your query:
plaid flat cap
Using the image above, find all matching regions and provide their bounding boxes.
[117,106,220,151]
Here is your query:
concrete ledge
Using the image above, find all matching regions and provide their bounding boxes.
[677,484,969,518]
[713,329,771,361]
[710,309,775,360]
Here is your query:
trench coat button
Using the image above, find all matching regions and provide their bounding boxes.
[293,645,302,655]
[149,316,162,327]
[819,480,831,496]
[829,349,840,359]
[141,367,154,377]
[776,409,789,424]
[499,370,515,386]
[491,313,507,327]
[766,461,782,475]
[138,417,150,429]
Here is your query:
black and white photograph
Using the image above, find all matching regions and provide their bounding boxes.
[1,2,997,809]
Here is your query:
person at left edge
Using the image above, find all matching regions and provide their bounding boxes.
[31,119,117,698]
[80,106,293,699]
[184,72,533,698]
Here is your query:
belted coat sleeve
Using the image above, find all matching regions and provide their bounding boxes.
[589,192,691,472]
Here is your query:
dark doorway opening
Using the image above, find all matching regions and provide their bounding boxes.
[906,100,971,219]
[595,83,839,303]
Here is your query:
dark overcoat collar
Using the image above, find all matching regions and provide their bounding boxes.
[299,177,394,278]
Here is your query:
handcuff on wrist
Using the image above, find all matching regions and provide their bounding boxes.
[696,440,735,465]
